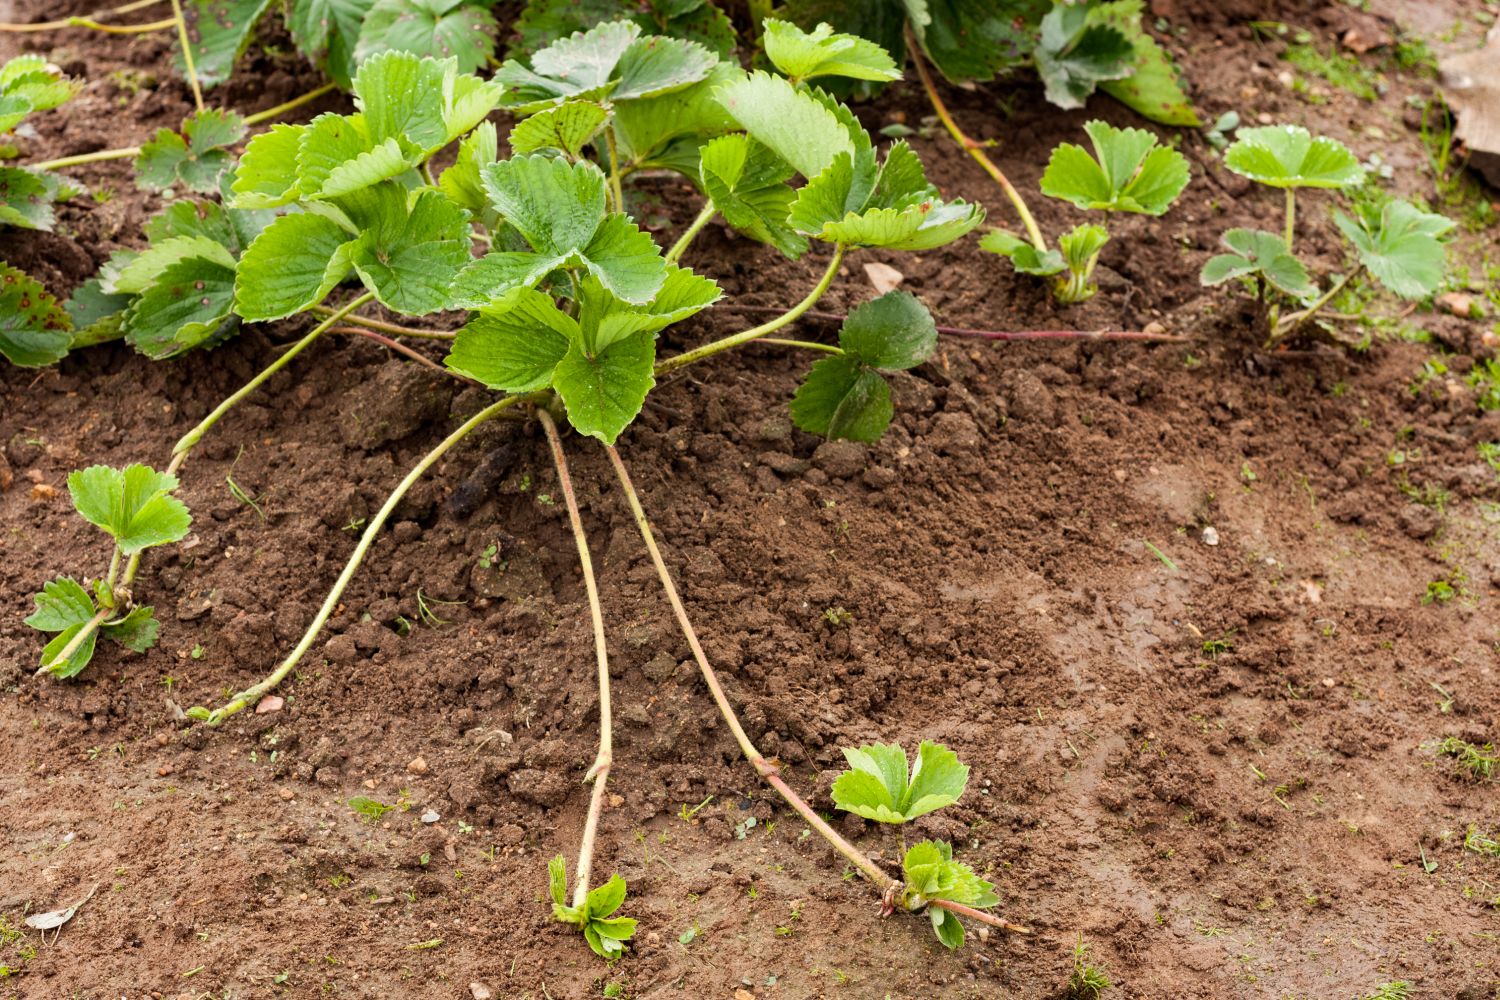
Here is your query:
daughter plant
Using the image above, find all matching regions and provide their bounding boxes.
[1199,124,1453,345]
[980,119,1190,303]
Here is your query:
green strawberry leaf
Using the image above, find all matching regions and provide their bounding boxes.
[445,287,578,391]
[177,0,276,88]
[1333,198,1453,299]
[552,330,657,444]
[611,61,741,175]
[354,50,450,150]
[124,256,238,359]
[230,123,306,208]
[1199,228,1315,298]
[715,71,854,182]
[548,855,569,907]
[930,907,965,949]
[354,0,498,74]
[347,188,472,315]
[65,278,131,348]
[837,291,937,370]
[978,230,1066,275]
[234,212,356,321]
[25,578,96,633]
[68,464,192,556]
[1223,125,1363,189]
[814,199,983,251]
[448,251,565,309]
[136,108,247,193]
[698,133,807,259]
[0,165,57,230]
[144,197,270,256]
[499,20,716,113]
[1034,1,1135,110]
[108,235,236,295]
[509,100,611,158]
[101,605,160,653]
[511,0,736,60]
[1089,0,1199,126]
[1039,120,1189,214]
[903,840,998,907]
[39,622,99,679]
[831,740,969,823]
[576,266,719,354]
[0,262,72,367]
[903,0,1046,83]
[761,18,901,84]
[1,56,79,114]
[789,354,892,442]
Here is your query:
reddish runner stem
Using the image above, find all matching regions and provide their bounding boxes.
[605,446,1030,936]
[328,327,477,385]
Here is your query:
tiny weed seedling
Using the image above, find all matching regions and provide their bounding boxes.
[1068,937,1112,998]
[348,796,395,822]
[1200,124,1454,346]
[1361,983,1411,1000]
[25,464,191,677]
[1429,737,1498,781]
[982,120,1190,303]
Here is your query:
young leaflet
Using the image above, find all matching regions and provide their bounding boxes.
[549,855,637,959]
[981,120,1189,303]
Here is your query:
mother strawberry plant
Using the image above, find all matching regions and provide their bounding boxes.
[19,20,1029,960]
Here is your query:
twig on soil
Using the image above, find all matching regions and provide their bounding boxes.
[242,82,339,126]
[0,0,165,31]
[539,409,615,908]
[605,446,1031,937]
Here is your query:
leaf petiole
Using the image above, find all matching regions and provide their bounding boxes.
[664,204,717,265]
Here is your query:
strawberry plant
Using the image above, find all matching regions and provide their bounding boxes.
[980,120,1189,302]
[1199,125,1454,345]
[25,465,191,677]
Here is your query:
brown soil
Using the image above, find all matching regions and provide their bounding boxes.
[3,1,1500,998]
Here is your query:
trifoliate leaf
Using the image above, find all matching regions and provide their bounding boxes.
[0,262,72,367]
[548,868,636,959]
[575,213,672,304]
[978,230,1067,276]
[577,266,719,353]
[699,133,807,259]
[831,740,969,823]
[318,136,413,199]
[1333,198,1453,300]
[509,101,611,157]
[177,0,276,88]
[903,840,999,910]
[483,154,607,257]
[234,212,356,321]
[761,18,901,84]
[354,51,452,151]
[1040,120,1189,214]
[136,108,247,193]
[552,331,657,444]
[1199,228,1315,298]
[1089,0,1199,126]
[0,165,56,230]
[287,0,375,89]
[230,123,305,208]
[1,56,79,115]
[101,605,160,653]
[1034,1,1135,110]
[448,251,564,309]
[838,291,936,370]
[354,0,498,74]
[347,189,472,315]
[445,287,578,391]
[124,256,238,359]
[439,121,496,219]
[1223,125,1363,189]
[789,354,893,442]
[296,112,376,198]
[68,464,192,556]
[715,71,854,181]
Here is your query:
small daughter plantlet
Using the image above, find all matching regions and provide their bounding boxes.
[548,856,636,959]
[981,119,1190,303]
[1200,124,1454,345]
[26,464,191,677]
[135,108,247,193]
[828,741,1012,948]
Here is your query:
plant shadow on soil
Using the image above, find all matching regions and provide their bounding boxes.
[2,0,1500,997]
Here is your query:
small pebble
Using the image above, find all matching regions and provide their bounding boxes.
[469,984,493,1000]
[420,809,440,824]
[406,756,428,774]
[1201,526,1220,546]
[255,695,283,714]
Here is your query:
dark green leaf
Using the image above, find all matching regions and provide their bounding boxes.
[125,256,238,359]
[838,291,936,369]
[0,165,56,230]
[445,287,577,391]
[789,354,892,442]
[355,0,497,74]
[1034,1,1134,110]
[101,605,160,653]
[552,330,657,444]
[699,133,806,259]
[178,0,276,88]
[0,262,72,367]
[25,578,95,633]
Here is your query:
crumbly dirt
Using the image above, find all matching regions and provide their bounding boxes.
[3,2,1499,998]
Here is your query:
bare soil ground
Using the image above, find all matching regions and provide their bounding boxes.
[3,1,1499,998]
